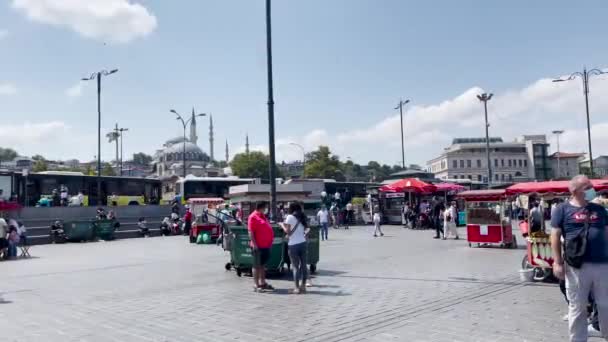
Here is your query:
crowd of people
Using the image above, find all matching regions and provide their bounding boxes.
[0,215,27,260]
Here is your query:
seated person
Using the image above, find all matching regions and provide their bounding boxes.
[96,208,107,220]
[137,217,149,237]
[160,217,171,236]
[50,220,65,243]
[7,226,20,258]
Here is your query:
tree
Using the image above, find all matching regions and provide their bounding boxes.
[304,146,344,180]
[231,151,273,180]
[84,164,95,176]
[213,160,228,168]
[101,163,116,176]
[0,147,17,166]
[32,159,48,172]
[31,154,46,162]
[132,152,153,166]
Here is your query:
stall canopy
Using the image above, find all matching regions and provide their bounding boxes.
[434,182,466,192]
[379,178,436,193]
[457,189,507,201]
[0,201,21,211]
[506,180,608,195]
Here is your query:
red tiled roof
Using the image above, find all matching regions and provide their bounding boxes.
[550,152,585,158]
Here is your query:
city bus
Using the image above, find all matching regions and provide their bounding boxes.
[174,176,256,202]
[14,171,161,206]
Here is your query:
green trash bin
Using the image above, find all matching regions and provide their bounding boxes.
[63,220,95,242]
[306,225,320,274]
[94,219,117,241]
[226,224,286,277]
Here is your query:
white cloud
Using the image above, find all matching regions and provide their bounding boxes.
[0,83,18,95]
[11,0,157,43]
[0,29,8,40]
[66,82,85,98]
[0,121,69,144]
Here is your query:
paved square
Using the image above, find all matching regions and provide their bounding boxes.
[1,226,570,341]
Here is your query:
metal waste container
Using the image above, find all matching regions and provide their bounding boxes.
[225,224,285,277]
[63,220,95,242]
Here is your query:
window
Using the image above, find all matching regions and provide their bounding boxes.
[501,159,505,167]
[524,160,528,167]
[518,160,522,167]
[494,159,498,167]
[566,160,569,166]
[453,160,457,168]
[477,160,481,168]
[467,160,472,168]
[508,174,513,181]
[454,175,458,179]
[495,174,499,181]
[508,160,512,167]
[460,160,464,168]
[467,175,472,180]
[501,174,505,181]
[477,175,482,181]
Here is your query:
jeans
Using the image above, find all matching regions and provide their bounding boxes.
[566,263,608,341]
[288,242,308,288]
[320,222,328,240]
[373,220,383,236]
[8,242,17,258]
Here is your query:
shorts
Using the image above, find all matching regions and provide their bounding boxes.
[252,248,271,268]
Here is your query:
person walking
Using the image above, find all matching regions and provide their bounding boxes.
[183,206,193,236]
[551,175,608,341]
[281,203,311,294]
[373,205,384,237]
[432,199,445,239]
[443,201,459,240]
[402,202,410,228]
[317,206,329,241]
[248,202,275,292]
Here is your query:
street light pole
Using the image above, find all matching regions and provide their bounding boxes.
[82,69,118,205]
[289,142,306,179]
[170,109,206,178]
[552,130,564,179]
[395,99,410,169]
[553,67,607,177]
[265,0,278,221]
[118,127,129,176]
[477,93,494,186]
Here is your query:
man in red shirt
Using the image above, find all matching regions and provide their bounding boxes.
[248,202,275,292]
[183,206,193,236]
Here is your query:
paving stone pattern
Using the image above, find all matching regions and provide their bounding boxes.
[0,226,571,341]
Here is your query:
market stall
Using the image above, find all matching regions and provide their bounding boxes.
[378,178,436,224]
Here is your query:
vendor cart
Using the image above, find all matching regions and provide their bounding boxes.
[187,197,226,243]
[458,189,517,249]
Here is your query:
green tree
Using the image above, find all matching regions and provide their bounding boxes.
[84,164,95,176]
[31,154,46,162]
[304,146,344,180]
[132,152,153,166]
[231,151,274,180]
[213,160,228,168]
[0,147,18,166]
[101,163,116,176]
[32,159,48,172]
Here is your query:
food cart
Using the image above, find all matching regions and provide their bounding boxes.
[378,178,436,226]
[224,184,320,276]
[187,197,226,243]
[458,189,517,248]
[505,180,608,281]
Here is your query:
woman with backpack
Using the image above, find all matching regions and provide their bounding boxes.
[280,203,312,294]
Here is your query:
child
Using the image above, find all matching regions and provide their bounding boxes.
[138,217,149,237]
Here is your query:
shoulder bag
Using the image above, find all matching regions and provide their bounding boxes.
[563,208,590,269]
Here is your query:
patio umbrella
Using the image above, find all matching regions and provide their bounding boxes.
[379,178,436,193]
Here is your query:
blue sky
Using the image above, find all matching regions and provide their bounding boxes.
[1,0,608,166]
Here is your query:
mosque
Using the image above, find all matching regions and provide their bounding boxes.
[153,110,225,178]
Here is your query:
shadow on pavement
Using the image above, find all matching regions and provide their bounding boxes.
[332,274,558,287]
[265,288,350,297]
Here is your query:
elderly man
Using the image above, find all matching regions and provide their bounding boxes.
[551,175,608,341]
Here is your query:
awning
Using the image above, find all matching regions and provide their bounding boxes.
[506,180,608,195]
[433,182,466,192]
[457,189,507,201]
[379,178,436,193]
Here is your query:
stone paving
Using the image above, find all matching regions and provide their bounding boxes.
[0,226,574,341]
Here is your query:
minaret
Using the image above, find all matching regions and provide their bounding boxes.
[209,114,214,162]
[245,133,250,154]
[189,107,198,145]
[225,140,229,163]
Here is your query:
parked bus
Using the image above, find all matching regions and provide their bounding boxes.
[14,171,161,206]
[174,176,256,202]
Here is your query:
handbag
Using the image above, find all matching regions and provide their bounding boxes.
[563,208,590,269]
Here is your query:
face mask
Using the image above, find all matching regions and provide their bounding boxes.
[584,188,597,201]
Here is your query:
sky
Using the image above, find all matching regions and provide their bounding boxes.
[1,0,608,167]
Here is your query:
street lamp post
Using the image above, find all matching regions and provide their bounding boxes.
[553,67,607,177]
[170,109,206,178]
[118,127,129,176]
[82,69,118,205]
[477,93,494,186]
[395,99,410,169]
[265,0,278,221]
[288,142,306,179]
[552,130,564,179]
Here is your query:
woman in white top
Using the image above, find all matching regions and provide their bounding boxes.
[280,203,311,294]
[443,202,459,240]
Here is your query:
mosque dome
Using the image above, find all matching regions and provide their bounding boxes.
[160,139,209,162]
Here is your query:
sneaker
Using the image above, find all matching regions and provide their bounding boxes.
[561,314,569,322]
[588,324,601,337]
[289,288,301,294]
[261,283,275,291]
[433,236,440,239]
[380,233,384,237]
[305,281,313,287]
[455,236,460,240]
[374,234,377,237]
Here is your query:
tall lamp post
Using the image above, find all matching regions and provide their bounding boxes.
[395,99,410,169]
[288,142,306,179]
[265,0,278,220]
[553,67,607,177]
[82,69,118,205]
[170,109,206,178]
[477,93,493,186]
[552,130,564,179]
[118,127,129,176]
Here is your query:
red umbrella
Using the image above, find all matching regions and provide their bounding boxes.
[434,182,466,192]
[379,178,436,193]
[506,179,608,195]
[0,201,22,211]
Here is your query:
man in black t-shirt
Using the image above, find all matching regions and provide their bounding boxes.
[432,198,445,239]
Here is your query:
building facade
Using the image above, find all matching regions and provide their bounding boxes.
[579,156,608,177]
[426,137,550,184]
[550,152,584,179]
